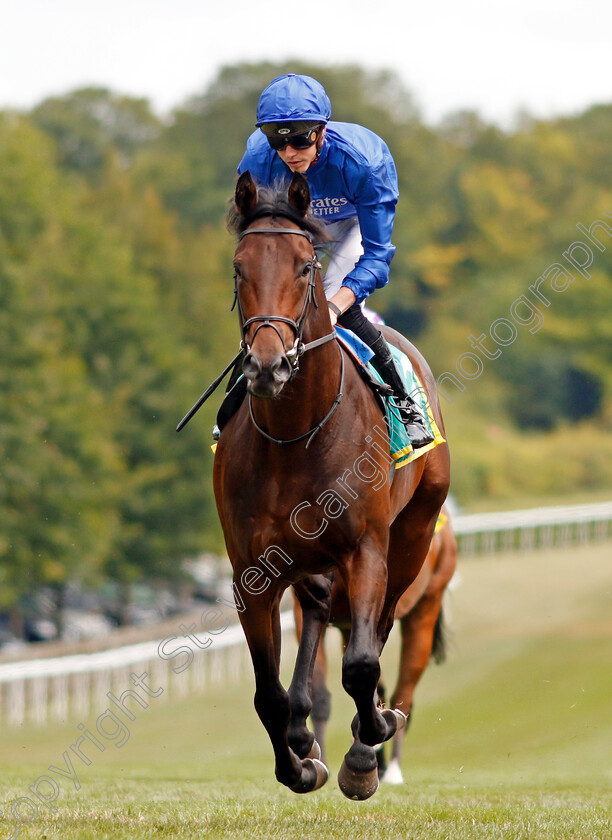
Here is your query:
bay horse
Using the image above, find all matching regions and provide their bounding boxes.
[294,509,458,784]
[213,171,450,800]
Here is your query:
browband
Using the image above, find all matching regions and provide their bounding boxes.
[238,227,313,242]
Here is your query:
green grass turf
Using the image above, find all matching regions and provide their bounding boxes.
[1,543,611,838]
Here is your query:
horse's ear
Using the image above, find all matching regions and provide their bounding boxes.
[235,171,258,216]
[287,173,311,217]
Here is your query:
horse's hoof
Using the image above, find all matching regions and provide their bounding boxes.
[289,758,329,794]
[338,759,379,801]
[306,739,322,760]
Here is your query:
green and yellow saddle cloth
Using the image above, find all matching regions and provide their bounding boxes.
[335,326,445,469]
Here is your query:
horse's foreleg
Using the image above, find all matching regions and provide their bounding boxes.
[337,544,406,799]
[341,550,403,746]
[291,593,331,760]
[287,574,332,761]
[240,592,328,794]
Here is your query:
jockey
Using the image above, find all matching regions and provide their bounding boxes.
[237,73,433,447]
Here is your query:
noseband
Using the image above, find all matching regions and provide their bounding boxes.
[235,227,336,368]
[235,226,344,447]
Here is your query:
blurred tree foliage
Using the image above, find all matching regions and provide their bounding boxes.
[1,64,611,616]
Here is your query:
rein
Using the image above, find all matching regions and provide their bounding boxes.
[248,351,344,448]
[236,226,343,447]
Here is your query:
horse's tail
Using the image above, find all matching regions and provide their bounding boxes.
[431,606,447,664]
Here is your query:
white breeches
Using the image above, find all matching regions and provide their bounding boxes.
[321,217,363,300]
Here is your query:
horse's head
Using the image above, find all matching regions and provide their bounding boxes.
[229,171,326,399]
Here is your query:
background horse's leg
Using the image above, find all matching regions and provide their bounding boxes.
[337,541,406,800]
[287,574,333,761]
[381,604,446,785]
[239,588,328,794]
[371,469,452,785]
[383,522,457,784]
[375,674,389,777]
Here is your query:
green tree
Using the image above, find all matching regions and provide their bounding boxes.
[0,117,123,612]
[31,87,161,175]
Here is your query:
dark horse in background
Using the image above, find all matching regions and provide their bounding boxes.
[294,509,458,784]
[213,171,450,800]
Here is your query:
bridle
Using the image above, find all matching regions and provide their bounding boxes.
[234,225,344,447]
[235,227,335,367]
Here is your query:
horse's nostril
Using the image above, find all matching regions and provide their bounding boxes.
[243,352,292,392]
[242,352,262,378]
[270,355,292,382]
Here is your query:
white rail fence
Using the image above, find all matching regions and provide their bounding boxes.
[452,500,612,555]
[1,501,610,727]
[0,612,296,728]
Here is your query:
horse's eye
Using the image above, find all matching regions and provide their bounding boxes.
[300,263,311,277]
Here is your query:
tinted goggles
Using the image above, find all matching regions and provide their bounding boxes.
[266,127,320,151]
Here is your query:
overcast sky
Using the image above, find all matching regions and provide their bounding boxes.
[2,0,611,126]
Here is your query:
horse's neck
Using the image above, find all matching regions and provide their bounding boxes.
[298,308,342,395]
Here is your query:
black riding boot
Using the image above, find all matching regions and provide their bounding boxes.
[370,333,435,449]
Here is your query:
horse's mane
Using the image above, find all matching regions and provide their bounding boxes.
[227,182,328,245]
